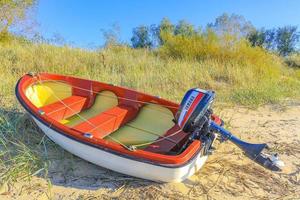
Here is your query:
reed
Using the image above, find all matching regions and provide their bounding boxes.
[0,37,299,185]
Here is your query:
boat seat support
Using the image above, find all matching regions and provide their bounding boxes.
[40,95,88,121]
[72,105,138,139]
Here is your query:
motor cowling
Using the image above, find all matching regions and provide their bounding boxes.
[175,88,215,133]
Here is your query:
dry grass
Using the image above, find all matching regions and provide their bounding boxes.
[0,37,300,198]
[1,39,299,106]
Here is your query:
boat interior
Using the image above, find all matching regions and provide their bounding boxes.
[24,79,189,155]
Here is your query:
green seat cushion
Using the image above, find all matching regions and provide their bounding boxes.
[106,104,175,148]
[63,91,118,127]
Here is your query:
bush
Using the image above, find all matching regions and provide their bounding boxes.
[285,53,300,68]
[158,31,283,80]
[160,31,279,64]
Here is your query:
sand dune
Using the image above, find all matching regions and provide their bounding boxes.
[1,103,300,200]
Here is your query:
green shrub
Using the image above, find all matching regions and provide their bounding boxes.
[159,31,282,71]
[285,53,300,68]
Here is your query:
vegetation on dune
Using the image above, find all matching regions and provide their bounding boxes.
[1,38,299,107]
[285,53,300,68]
[0,1,300,188]
[1,35,299,186]
[0,0,37,42]
[128,14,300,104]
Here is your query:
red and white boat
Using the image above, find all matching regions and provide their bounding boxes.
[15,73,283,182]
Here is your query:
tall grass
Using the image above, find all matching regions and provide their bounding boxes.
[0,36,299,186]
[1,38,299,105]
[158,31,300,104]
[0,106,45,184]
[0,36,300,106]
[285,53,300,68]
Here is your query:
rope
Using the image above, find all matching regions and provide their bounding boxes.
[36,74,179,110]
[46,98,87,115]
[35,76,133,151]
[33,74,183,151]
[125,123,177,144]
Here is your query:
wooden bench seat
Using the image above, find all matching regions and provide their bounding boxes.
[40,95,88,121]
[72,105,138,139]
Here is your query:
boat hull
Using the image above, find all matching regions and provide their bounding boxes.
[31,114,208,182]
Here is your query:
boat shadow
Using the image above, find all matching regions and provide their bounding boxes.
[0,107,156,190]
[45,149,156,190]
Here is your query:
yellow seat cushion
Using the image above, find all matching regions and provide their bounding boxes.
[25,81,72,108]
[106,104,175,148]
[63,91,118,127]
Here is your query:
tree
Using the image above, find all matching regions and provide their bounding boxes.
[247,26,299,56]
[247,28,276,50]
[131,18,175,48]
[174,20,196,37]
[155,17,174,46]
[247,29,266,47]
[101,23,121,47]
[247,28,277,51]
[264,29,277,50]
[159,18,174,34]
[0,0,36,36]
[275,26,299,56]
[131,25,153,48]
[152,18,197,46]
[208,13,255,37]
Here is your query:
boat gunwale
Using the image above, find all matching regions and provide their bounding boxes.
[15,73,203,167]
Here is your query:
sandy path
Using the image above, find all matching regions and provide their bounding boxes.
[1,103,300,200]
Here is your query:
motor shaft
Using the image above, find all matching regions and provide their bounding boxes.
[209,121,283,171]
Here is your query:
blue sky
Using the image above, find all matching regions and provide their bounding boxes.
[36,0,300,48]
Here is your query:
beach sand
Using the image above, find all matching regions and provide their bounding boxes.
[1,103,300,199]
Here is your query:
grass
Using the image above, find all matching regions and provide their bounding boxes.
[0,106,44,184]
[1,38,299,106]
[285,53,300,68]
[0,36,299,188]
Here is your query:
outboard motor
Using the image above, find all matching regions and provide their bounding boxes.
[175,88,284,171]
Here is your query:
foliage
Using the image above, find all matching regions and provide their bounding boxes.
[131,18,198,48]
[159,29,280,71]
[285,53,300,68]
[174,20,197,37]
[130,14,300,57]
[247,26,299,56]
[0,0,36,37]
[275,26,299,56]
[101,23,121,47]
[131,13,256,49]
[156,17,174,45]
[247,28,270,48]
[131,25,153,48]
[0,39,299,108]
[207,13,255,37]
[247,28,277,51]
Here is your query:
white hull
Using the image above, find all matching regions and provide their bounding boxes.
[32,115,208,182]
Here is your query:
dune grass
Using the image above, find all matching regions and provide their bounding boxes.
[0,37,300,186]
[285,53,300,68]
[1,39,299,105]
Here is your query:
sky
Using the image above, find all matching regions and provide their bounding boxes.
[36,0,300,48]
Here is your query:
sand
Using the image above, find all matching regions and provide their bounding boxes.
[1,102,300,199]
